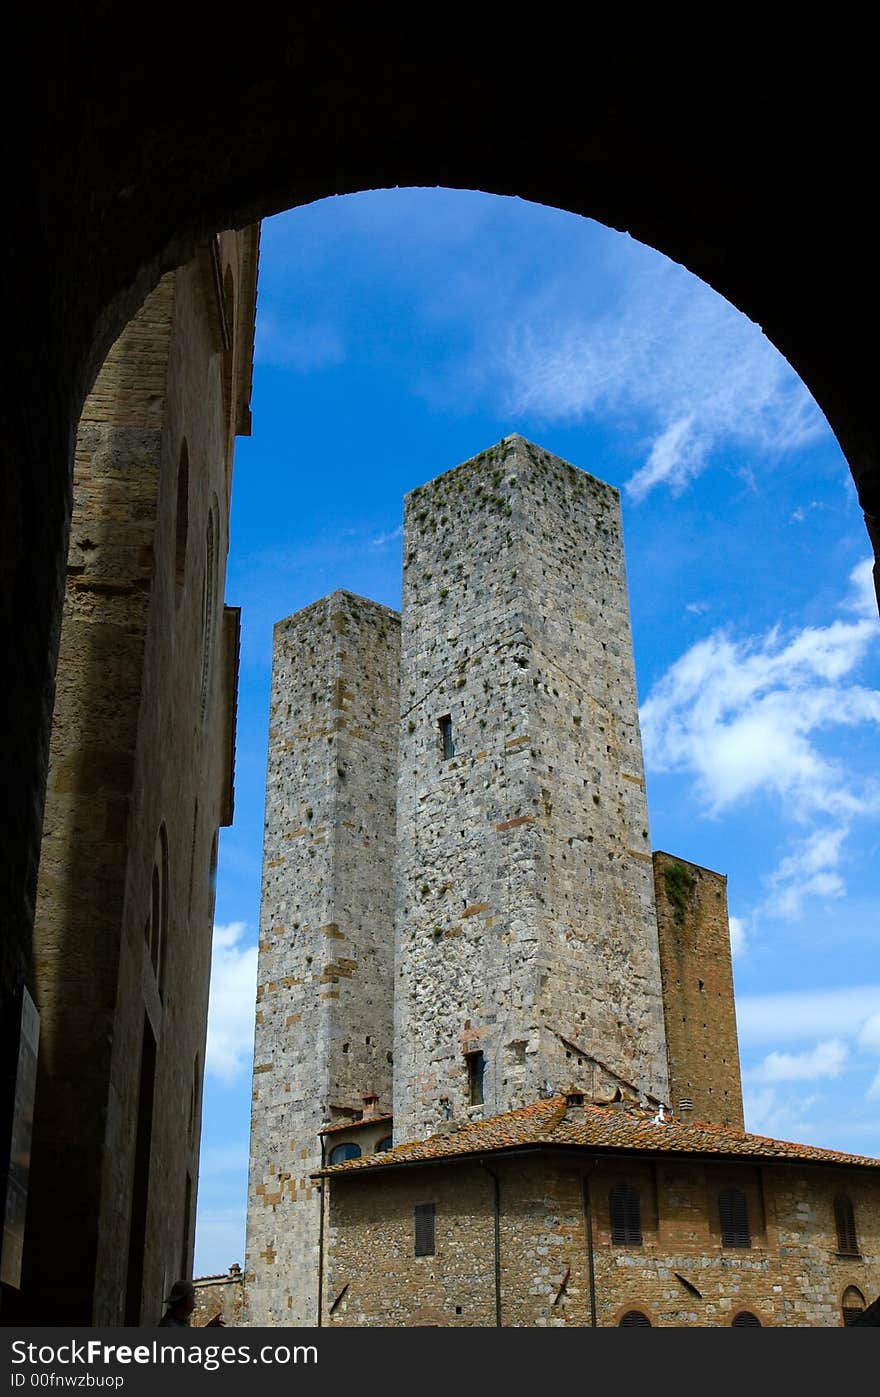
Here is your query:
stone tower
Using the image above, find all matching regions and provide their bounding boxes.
[245,591,399,1325]
[393,436,669,1141]
[653,851,744,1129]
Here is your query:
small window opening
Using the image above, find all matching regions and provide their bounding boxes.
[610,1184,643,1246]
[732,1311,761,1327]
[842,1285,866,1326]
[439,714,455,759]
[329,1142,361,1165]
[414,1202,436,1256]
[466,1050,485,1106]
[619,1310,651,1327]
[834,1195,859,1256]
[376,1136,393,1153]
[719,1186,751,1248]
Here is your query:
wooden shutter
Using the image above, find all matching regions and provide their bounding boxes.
[414,1202,435,1256]
[834,1195,859,1255]
[719,1187,750,1248]
[732,1311,761,1327]
[610,1184,642,1245]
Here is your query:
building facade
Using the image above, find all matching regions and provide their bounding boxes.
[7,229,258,1324]
[317,1095,880,1327]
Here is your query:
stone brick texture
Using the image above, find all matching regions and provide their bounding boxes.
[17,228,258,1324]
[193,1267,246,1327]
[393,437,668,1142]
[246,592,400,1325]
[653,852,744,1128]
[322,1152,880,1326]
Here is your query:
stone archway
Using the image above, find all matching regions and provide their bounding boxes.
[2,7,878,1284]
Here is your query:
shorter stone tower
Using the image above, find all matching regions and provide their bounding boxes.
[653,852,743,1129]
[245,592,399,1324]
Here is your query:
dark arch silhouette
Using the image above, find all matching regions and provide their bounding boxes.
[2,12,879,1295]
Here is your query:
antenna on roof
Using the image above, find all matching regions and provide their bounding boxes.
[652,1103,669,1125]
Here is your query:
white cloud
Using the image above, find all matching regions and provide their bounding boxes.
[640,559,880,824]
[728,915,748,957]
[764,826,848,920]
[858,1013,880,1054]
[745,1039,848,1084]
[205,922,258,1085]
[370,524,403,547]
[845,557,877,619]
[743,1086,819,1143]
[498,257,824,500]
[867,1068,880,1102]
[736,984,880,1045]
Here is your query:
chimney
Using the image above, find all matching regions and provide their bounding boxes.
[564,1090,586,1120]
[362,1093,380,1120]
[678,1098,694,1124]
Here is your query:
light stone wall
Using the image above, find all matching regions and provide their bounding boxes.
[653,852,744,1128]
[393,436,668,1141]
[322,1153,880,1326]
[246,592,399,1325]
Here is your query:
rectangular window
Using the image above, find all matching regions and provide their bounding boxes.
[414,1202,436,1256]
[439,714,454,759]
[467,1050,485,1106]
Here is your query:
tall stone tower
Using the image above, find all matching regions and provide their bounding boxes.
[653,851,744,1129]
[245,592,399,1324]
[393,436,669,1141]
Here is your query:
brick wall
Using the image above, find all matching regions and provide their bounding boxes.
[653,852,744,1128]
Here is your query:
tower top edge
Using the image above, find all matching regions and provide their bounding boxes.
[273,589,401,632]
[404,434,619,502]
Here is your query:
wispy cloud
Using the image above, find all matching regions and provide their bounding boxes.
[255,310,346,371]
[744,1039,848,1084]
[370,524,403,548]
[764,826,848,920]
[205,922,258,1085]
[743,1086,820,1143]
[498,259,825,500]
[737,984,880,1044]
[728,915,748,957]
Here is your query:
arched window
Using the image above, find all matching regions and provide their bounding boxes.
[719,1186,750,1248]
[732,1311,761,1327]
[376,1136,393,1152]
[329,1142,361,1165]
[842,1286,866,1326]
[619,1310,651,1327]
[834,1195,859,1256]
[199,502,219,724]
[609,1183,642,1245]
[148,823,169,992]
[174,440,189,600]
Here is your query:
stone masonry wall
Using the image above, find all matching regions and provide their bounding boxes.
[322,1152,880,1326]
[653,852,744,1129]
[393,437,668,1142]
[246,592,399,1325]
[22,229,257,1325]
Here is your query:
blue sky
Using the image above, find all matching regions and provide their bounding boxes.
[193,189,880,1276]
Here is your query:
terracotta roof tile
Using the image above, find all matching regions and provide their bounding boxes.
[314,1097,880,1177]
[319,1113,393,1135]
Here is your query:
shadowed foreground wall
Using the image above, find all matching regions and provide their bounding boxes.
[13,229,257,1324]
